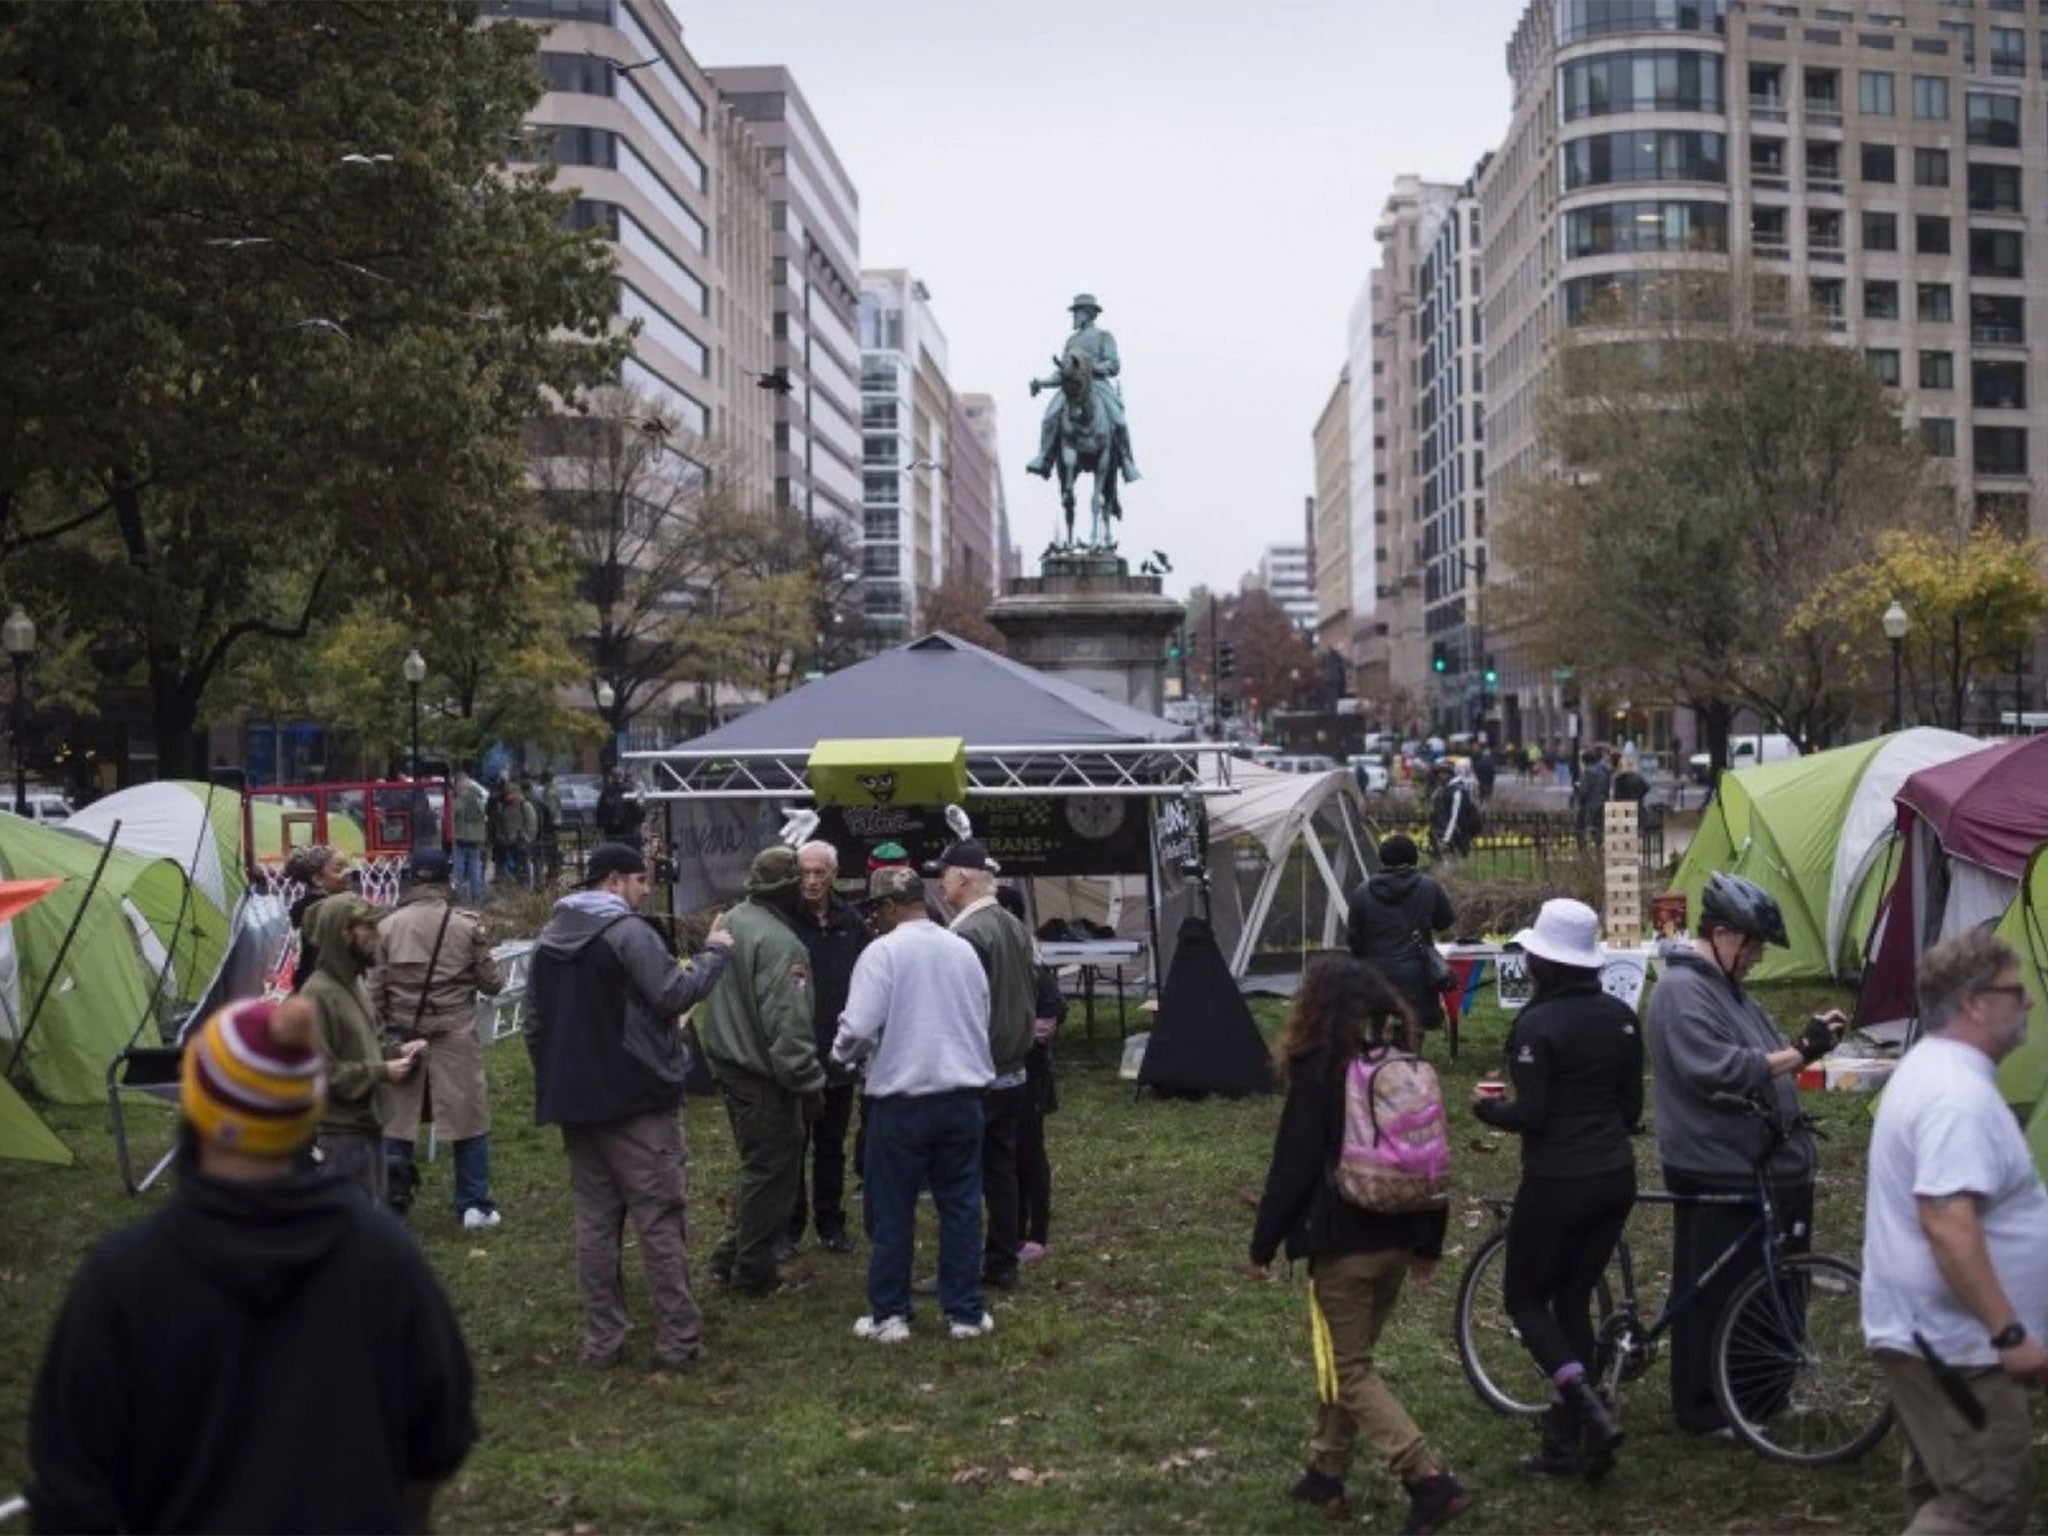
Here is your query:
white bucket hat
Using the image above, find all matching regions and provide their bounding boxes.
[1510,898,1604,970]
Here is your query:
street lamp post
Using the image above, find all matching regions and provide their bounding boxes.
[1882,600,1909,733]
[402,648,425,778]
[596,679,619,770]
[3,605,36,816]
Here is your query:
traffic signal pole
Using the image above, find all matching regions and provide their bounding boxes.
[1209,592,1221,740]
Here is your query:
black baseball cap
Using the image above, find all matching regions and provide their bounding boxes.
[922,838,998,877]
[585,843,650,885]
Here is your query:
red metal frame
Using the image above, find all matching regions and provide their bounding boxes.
[242,778,451,874]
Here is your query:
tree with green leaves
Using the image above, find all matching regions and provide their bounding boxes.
[0,1,623,774]
[1791,525,2048,731]
[1495,273,1936,766]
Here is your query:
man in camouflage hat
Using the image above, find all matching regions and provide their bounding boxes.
[699,845,830,1297]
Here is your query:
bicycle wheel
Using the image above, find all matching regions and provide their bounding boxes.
[1711,1252,1894,1466]
[1454,1228,1616,1416]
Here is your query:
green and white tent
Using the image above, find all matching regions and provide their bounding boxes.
[0,785,241,1105]
[1992,842,2048,1176]
[1670,729,1985,983]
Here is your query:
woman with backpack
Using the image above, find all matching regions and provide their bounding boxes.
[1346,834,1457,1036]
[1249,955,1469,1536]
[1471,898,1642,1480]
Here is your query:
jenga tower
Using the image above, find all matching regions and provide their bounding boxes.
[1603,801,1641,944]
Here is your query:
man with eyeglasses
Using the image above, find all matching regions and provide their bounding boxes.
[1644,872,1846,1433]
[1862,929,2046,1534]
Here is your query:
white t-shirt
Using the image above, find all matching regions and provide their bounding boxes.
[1862,1034,2048,1365]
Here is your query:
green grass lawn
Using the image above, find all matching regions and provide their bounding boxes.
[0,980,2015,1532]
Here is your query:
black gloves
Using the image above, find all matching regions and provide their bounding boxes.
[1796,1018,1837,1065]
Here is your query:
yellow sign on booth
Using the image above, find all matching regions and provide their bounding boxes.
[807,737,968,809]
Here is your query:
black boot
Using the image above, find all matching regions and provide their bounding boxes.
[1563,1378,1624,1482]
[1287,1468,1349,1522]
[1518,1400,1581,1477]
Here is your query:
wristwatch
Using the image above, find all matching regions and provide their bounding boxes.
[1988,1321,2027,1350]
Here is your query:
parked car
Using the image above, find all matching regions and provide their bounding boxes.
[0,790,74,825]
[1688,733,1799,785]
[552,773,603,831]
[1346,753,1391,794]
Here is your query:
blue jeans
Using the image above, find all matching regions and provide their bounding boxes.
[384,1134,494,1213]
[452,843,485,906]
[452,1134,493,1213]
[863,1092,984,1326]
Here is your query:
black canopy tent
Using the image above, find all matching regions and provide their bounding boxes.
[633,632,1227,982]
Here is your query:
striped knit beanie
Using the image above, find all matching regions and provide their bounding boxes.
[180,997,326,1156]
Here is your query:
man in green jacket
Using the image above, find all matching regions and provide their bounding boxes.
[699,846,828,1297]
[930,840,1037,1289]
[303,894,424,1202]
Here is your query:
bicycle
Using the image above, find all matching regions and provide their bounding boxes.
[1453,1092,1893,1466]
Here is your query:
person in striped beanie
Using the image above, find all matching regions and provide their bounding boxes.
[25,997,477,1531]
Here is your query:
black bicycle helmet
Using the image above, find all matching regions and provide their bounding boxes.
[1699,872,1789,947]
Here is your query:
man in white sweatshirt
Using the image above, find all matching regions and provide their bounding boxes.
[832,866,994,1343]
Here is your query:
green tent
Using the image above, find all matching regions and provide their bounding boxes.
[0,814,226,1105]
[0,1071,71,1165]
[1669,729,1984,982]
[1992,842,2048,1175]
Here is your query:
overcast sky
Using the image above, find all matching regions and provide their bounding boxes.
[681,0,1530,600]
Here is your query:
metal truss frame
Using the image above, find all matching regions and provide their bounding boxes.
[628,742,1238,801]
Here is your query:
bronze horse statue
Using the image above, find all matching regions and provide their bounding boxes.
[1049,352,1124,548]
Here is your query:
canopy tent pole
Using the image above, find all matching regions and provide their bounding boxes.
[1234,853,1285,978]
[1144,807,1164,998]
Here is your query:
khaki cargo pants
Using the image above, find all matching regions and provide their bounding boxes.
[1876,1351,2037,1534]
[1305,1249,1442,1485]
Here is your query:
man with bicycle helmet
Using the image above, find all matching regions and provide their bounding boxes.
[1644,872,1846,1433]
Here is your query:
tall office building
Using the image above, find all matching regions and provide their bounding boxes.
[499,0,775,502]
[709,67,864,542]
[1419,166,1490,735]
[953,393,1007,593]
[1483,0,2048,744]
[1368,177,1462,718]
[1256,541,1320,629]
[1311,371,1354,665]
[859,270,953,640]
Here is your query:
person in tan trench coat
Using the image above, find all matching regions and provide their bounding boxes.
[373,849,505,1228]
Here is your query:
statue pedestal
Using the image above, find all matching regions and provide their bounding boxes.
[986,552,1185,719]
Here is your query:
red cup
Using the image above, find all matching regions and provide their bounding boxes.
[1796,1065,1824,1092]
[1475,1079,1508,1101]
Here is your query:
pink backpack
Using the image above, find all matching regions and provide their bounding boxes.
[1335,1047,1451,1214]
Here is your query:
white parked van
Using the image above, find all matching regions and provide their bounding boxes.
[1689,733,1799,784]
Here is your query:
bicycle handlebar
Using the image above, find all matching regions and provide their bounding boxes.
[1706,1089,1820,1154]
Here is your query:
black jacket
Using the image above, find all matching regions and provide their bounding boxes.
[527,897,730,1126]
[1027,963,1066,1115]
[1250,1051,1448,1267]
[27,1162,475,1534]
[798,895,869,1085]
[1345,870,1455,1024]
[1473,974,1644,1178]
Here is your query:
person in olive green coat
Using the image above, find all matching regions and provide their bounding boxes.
[303,895,424,1203]
[699,846,828,1297]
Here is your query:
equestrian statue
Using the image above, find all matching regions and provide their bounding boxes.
[1025,292,1141,550]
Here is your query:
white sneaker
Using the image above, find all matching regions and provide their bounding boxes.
[948,1312,995,1340]
[461,1207,502,1231]
[853,1314,911,1344]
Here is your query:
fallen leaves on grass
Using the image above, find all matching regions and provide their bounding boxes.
[1156,1446,1218,1474]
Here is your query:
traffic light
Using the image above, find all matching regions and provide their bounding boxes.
[1167,632,1182,662]
[1431,642,1447,675]
[1483,656,1498,688]
[1218,642,1235,681]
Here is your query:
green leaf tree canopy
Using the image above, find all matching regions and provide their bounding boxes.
[0,1,625,773]
[1495,273,1938,768]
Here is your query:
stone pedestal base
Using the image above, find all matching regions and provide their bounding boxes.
[986,553,1185,718]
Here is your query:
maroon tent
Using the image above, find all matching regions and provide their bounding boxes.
[1858,734,2048,1027]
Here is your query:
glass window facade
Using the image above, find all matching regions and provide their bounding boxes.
[1866,349,1901,385]
[1974,426,2028,476]
[1914,147,1950,186]
[1919,351,1954,389]
[1559,50,1724,119]
[1969,226,2025,278]
[1973,359,2027,409]
[1971,292,2025,343]
[1859,70,1895,115]
[1916,215,1952,254]
[1863,211,1898,250]
[1969,162,2023,212]
[1562,130,1727,188]
[1966,92,2021,146]
[1922,418,1956,457]
[1561,199,1729,256]
[1912,75,1950,118]
[1864,280,1900,318]
[1557,0,1726,42]
[1918,282,1953,322]
[1861,142,1896,181]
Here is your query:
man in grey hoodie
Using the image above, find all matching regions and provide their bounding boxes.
[1645,872,1845,1433]
[527,844,732,1368]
